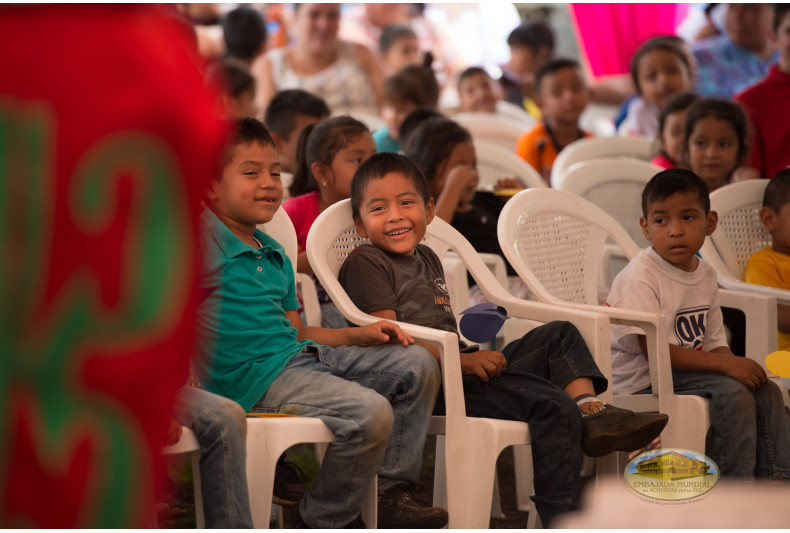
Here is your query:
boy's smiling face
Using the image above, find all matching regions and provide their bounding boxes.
[354,171,434,256]
[208,141,282,231]
[640,190,717,272]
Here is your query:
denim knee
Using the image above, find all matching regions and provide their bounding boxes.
[216,395,247,441]
[356,393,395,449]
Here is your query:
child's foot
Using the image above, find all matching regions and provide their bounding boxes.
[273,455,307,507]
[580,403,669,457]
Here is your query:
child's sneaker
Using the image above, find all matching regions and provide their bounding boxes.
[581,404,669,457]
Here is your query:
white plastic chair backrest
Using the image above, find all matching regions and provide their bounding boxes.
[453,112,530,150]
[495,99,535,127]
[258,207,298,277]
[497,188,642,305]
[706,180,772,278]
[306,200,513,311]
[552,136,657,189]
[558,158,663,249]
[474,138,547,190]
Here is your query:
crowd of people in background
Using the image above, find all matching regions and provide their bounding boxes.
[166,3,790,528]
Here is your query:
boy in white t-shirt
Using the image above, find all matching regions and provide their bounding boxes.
[608,168,790,479]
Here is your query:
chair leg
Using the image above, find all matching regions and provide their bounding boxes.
[513,444,533,512]
[432,435,448,509]
[190,450,205,528]
[491,470,505,519]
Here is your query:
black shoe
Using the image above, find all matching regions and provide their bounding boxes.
[289,505,365,528]
[581,404,669,457]
[377,484,448,529]
[273,455,307,507]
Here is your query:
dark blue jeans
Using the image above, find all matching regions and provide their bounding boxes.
[461,321,608,527]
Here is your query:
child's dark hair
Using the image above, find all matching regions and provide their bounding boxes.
[289,116,369,198]
[384,64,440,107]
[763,169,790,213]
[263,89,330,139]
[222,7,267,61]
[657,91,698,139]
[684,97,749,164]
[403,117,472,184]
[219,117,275,170]
[351,153,432,220]
[535,57,581,94]
[641,168,710,217]
[507,21,555,53]
[457,66,490,91]
[205,60,256,98]
[774,4,790,33]
[399,108,444,148]
[630,36,693,96]
[379,24,417,54]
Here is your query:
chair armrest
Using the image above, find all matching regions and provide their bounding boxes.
[296,273,322,328]
[719,289,778,366]
[718,278,790,306]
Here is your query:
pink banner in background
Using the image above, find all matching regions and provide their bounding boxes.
[570,3,690,78]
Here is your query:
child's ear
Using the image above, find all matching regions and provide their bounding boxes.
[312,161,331,188]
[760,206,777,231]
[353,215,368,239]
[425,197,435,225]
[639,215,651,241]
[206,178,220,201]
[706,210,718,236]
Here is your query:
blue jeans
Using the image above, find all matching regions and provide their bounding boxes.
[173,387,253,528]
[665,371,790,479]
[453,321,607,528]
[250,343,440,528]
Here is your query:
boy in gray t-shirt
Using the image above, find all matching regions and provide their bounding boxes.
[339,152,669,527]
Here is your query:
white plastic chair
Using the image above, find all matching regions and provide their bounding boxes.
[307,199,619,528]
[551,136,657,190]
[162,427,205,528]
[246,207,378,528]
[495,99,536,127]
[557,158,663,287]
[498,188,709,453]
[474,138,548,191]
[454,111,532,150]
[700,180,790,400]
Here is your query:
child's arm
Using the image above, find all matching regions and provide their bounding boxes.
[367,309,506,381]
[295,251,314,276]
[637,336,768,391]
[433,165,480,222]
[285,309,414,348]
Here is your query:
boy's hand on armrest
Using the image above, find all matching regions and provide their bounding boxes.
[350,321,414,347]
[715,349,768,391]
[639,335,768,391]
[461,350,507,382]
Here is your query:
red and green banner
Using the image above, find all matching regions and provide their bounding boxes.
[0,6,224,527]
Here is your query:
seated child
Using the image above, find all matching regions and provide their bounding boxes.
[744,169,790,351]
[195,117,446,529]
[263,89,330,174]
[379,24,423,75]
[221,6,267,69]
[608,168,790,478]
[734,4,790,180]
[618,36,694,139]
[204,60,257,118]
[651,91,699,169]
[514,58,591,185]
[374,62,440,153]
[500,20,555,119]
[682,97,749,192]
[456,66,499,113]
[339,152,669,528]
